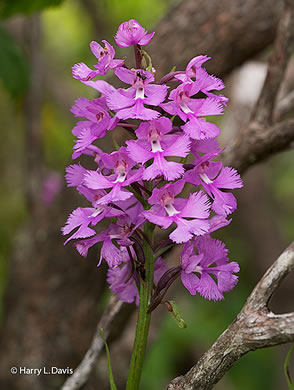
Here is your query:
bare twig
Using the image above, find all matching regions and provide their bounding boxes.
[274,89,294,121]
[222,2,294,173]
[61,297,128,390]
[222,118,294,173]
[252,2,294,126]
[165,242,294,390]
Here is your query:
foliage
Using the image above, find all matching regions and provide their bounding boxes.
[0,26,30,97]
[0,0,63,19]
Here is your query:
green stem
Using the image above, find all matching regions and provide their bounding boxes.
[126,222,155,390]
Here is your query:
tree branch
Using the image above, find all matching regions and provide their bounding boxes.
[165,242,294,390]
[222,118,294,173]
[274,89,294,121]
[222,1,294,173]
[150,0,283,78]
[252,1,294,126]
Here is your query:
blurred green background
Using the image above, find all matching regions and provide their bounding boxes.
[0,0,293,389]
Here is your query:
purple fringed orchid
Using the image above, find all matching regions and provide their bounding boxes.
[71,97,118,159]
[185,144,243,216]
[142,181,210,243]
[126,132,191,181]
[63,19,243,312]
[72,40,124,80]
[107,68,168,120]
[83,149,143,204]
[114,19,155,48]
[175,55,228,104]
[161,83,224,140]
[180,236,239,300]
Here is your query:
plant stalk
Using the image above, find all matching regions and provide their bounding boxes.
[126,222,155,390]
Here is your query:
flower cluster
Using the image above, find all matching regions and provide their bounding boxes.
[63,20,242,307]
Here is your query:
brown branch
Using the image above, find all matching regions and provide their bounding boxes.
[252,1,294,126]
[149,0,283,78]
[274,89,294,121]
[61,297,130,390]
[222,118,294,173]
[222,2,294,173]
[165,242,294,390]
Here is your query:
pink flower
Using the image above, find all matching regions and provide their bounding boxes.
[72,40,123,80]
[107,68,167,120]
[161,82,224,139]
[83,149,143,204]
[126,118,190,180]
[114,19,154,48]
[70,97,118,158]
[142,181,210,243]
[185,148,243,216]
[175,55,228,104]
[180,236,239,300]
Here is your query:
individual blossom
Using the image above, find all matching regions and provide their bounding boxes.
[61,189,129,245]
[72,40,124,80]
[142,181,210,243]
[126,117,191,180]
[71,97,118,158]
[180,235,239,300]
[185,145,243,216]
[114,19,154,48]
[107,68,168,120]
[83,148,143,204]
[71,200,143,263]
[175,55,228,104]
[161,82,224,139]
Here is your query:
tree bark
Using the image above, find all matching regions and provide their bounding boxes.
[165,243,294,390]
[150,0,283,78]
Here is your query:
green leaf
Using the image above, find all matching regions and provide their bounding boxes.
[284,344,294,389]
[180,156,188,164]
[0,0,63,19]
[141,49,153,73]
[0,26,30,97]
[166,301,187,329]
[112,136,120,151]
[100,328,118,390]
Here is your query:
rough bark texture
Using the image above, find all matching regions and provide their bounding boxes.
[149,0,283,78]
[223,1,294,173]
[165,243,294,390]
[222,118,294,173]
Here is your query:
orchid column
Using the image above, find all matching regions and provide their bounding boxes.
[62,19,242,390]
